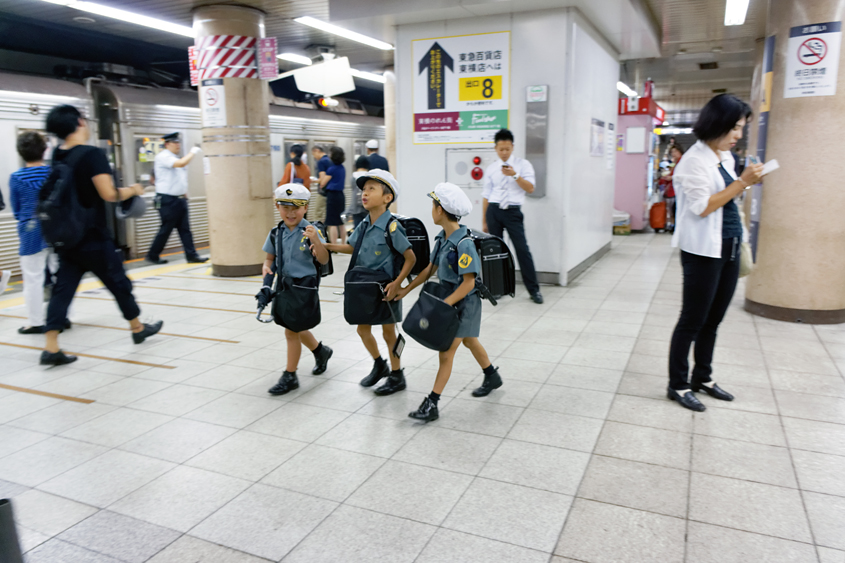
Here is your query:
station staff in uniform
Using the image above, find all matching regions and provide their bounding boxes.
[365,140,389,172]
[146,132,207,264]
[482,128,543,304]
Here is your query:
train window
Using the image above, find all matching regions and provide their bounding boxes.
[134,135,165,186]
[284,140,308,165]
[353,140,367,162]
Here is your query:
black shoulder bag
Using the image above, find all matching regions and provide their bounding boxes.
[343,222,396,326]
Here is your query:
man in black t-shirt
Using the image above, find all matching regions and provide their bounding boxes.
[40,105,163,366]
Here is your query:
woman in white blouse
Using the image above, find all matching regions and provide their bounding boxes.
[667,95,764,412]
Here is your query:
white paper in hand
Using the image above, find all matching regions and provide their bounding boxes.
[762,159,779,175]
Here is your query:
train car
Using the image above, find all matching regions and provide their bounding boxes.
[0,71,385,275]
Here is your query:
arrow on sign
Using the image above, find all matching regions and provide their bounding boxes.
[418,42,453,110]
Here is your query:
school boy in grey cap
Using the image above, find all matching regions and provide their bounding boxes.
[397,182,503,422]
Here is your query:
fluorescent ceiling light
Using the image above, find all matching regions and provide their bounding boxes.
[617,82,638,97]
[277,53,312,66]
[349,68,385,83]
[39,0,193,37]
[724,0,750,26]
[294,16,393,51]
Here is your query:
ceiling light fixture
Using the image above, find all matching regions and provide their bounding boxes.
[617,82,638,97]
[294,16,394,51]
[277,53,312,66]
[724,0,750,26]
[39,0,193,37]
[349,68,386,83]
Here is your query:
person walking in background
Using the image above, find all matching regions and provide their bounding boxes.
[347,155,370,228]
[663,144,684,230]
[278,144,311,188]
[667,94,763,411]
[321,146,347,245]
[309,145,331,223]
[365,140,389,172]
[0,187,9,296]
[482,128,544,304]
[9,131,66,334]
[41,105,163,366]
[146,132,207,265]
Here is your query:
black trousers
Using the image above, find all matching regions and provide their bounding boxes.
[485,203,540,294]
[46,234,141,332]
[668,237,740,391]
[147,195,198,260]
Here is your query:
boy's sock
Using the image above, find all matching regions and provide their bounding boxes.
[482,364,497,376]
[428,391,441,405]
[312,342,323,355]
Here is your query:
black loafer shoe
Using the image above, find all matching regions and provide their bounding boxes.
[132,320,164,344]
[530,292,544,304]
[269,371,299,395]
[64,319,72,330]
[409,397,439,422]
[667,387,706,412]
[187,256,209,263]
[40,350,78,366]
[18,326,45,335]
[374,370,406,396]
[693,383,734,401]
[360,358,390,387]
[146,257,168,265]
[312,344,333,375]
[472,367,503,397]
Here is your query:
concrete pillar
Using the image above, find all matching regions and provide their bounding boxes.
[745,0,845,323]
[193,5,274,276]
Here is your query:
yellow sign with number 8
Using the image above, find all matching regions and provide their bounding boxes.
[459,76,502,101]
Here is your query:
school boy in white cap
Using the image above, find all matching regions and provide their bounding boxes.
[325,169,416,396]
[258,184,333,395]
[397,182,503,422]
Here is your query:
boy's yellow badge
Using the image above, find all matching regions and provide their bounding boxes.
[375,250,382,256]
[458,254,472,268]
[389,221,397,233]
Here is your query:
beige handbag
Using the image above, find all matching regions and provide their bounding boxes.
[738,208,754,278]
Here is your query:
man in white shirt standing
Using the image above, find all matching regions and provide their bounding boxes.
[147,132,207,264]
[482,129,543,304]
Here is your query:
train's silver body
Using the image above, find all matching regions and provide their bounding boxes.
[0,72,384,274]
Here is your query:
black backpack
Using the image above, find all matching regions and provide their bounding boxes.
[273,220,333,281]
[37,148,94,250]
[441,228,515,305]
[384,214,430,280]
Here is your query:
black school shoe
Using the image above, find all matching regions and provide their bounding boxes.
[360,357,390,387]
[312,343,333,375]
[374,369,406,396]
[187,256,209,263]
[667,387,706,412]
[692,382,735,401]
[472,367,503,397]
[18,326,45,334]
[408,397,439,422]
[269,371,299,395]
[40,350,78,366]
[132,321,164,344]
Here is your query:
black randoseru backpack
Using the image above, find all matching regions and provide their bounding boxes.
[464,228,516,300]
[37,149,94,249]
[384,214,430,280]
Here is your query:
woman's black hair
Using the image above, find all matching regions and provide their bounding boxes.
[45,105,82,140]
[355,155,370,170]
[330,146,345,166]
[692,94,752,142]
[494,128,514,144]
[434,201,459,222]
[16,131,47,163]
[290,144,304,166]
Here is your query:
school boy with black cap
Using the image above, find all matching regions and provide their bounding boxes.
[258,184,333,395]
[325,169,416,396]
[398,182,502,422]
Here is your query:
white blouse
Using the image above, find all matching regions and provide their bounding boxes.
[671,140,746,258]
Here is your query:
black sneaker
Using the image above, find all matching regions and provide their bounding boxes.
[269,371,299,395]
[472,367,503,397]
[360,358,390,387]
[409,397,439,422]
[132,321,164,344]
[146,257,168,265]
[40,350,78,366]
[312,343,333,375]
[374,369,406,396]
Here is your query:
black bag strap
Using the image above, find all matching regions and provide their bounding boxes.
[44,146,88,205]
[349,221,368,270]
[460,228,497,305]
[272,221,285,291]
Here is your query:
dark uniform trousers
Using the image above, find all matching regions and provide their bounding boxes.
[148,194,198,260]
[46,233,141,332]
[485,203,540,295]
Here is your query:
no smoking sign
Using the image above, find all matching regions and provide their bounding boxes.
[785,21,842,98]
[205,88,219,106]
[798,38,827,65]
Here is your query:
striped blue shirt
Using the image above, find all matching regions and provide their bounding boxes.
[9,166,51,256]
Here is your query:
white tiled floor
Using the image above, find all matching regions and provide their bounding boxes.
[1,233,844,562]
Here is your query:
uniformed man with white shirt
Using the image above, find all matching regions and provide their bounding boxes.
[147,132,207,264]
[482,128,543,303]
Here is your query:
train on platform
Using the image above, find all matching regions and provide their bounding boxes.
[0,71,385,275]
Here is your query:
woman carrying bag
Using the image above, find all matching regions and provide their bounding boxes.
[277,144,311,188]
[667,94,763,412]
